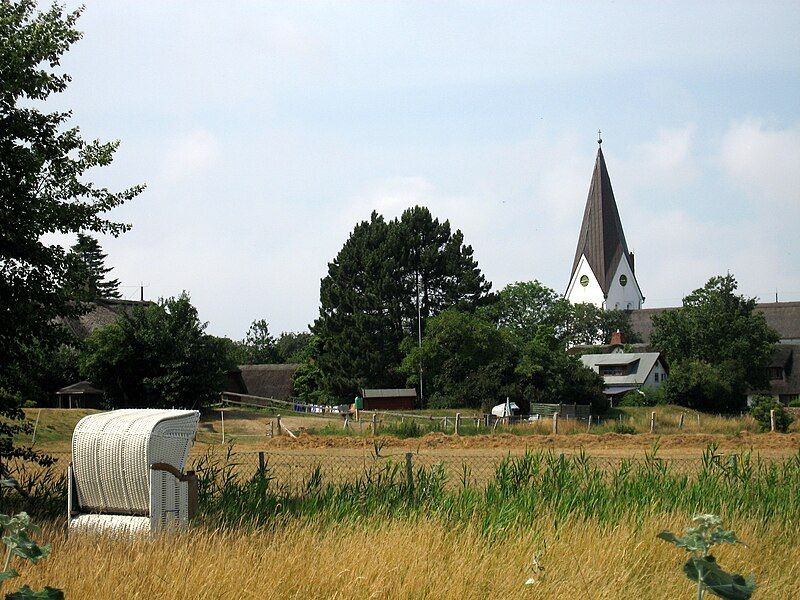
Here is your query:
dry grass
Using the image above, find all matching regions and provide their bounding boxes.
[11,515,799,599]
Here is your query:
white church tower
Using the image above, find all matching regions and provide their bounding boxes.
[565,136,644,310]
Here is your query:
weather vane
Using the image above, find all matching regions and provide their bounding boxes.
[598,129,602,145]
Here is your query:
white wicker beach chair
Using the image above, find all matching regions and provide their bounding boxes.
[67,409,200,534]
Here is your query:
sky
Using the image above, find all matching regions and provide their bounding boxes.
[49,1,800,338]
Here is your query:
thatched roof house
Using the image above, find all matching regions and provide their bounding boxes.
[224,364,301,401]
[58,299,154,340]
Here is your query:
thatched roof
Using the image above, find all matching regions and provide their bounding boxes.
[628,302,800,344]
[58,299,154,340]
[752,343,800,397]
[235,364,301,401]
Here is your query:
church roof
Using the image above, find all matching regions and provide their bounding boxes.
[570,145,634,296]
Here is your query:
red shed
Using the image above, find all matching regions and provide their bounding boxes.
[361,388,417,411]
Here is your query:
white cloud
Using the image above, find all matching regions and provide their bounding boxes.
[719,119,800,210]
[161,130,219,181]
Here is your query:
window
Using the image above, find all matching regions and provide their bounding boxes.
[600,365,628,376]
[654,373,659,383]
[768,367,784,380]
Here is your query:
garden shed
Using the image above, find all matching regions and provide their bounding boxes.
[360,388,417,410]
[56,381,105,409]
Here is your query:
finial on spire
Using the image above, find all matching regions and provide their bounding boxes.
[597,130,602,145]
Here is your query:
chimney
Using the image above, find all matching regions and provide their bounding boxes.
[610,330,624,346]
[629,252,635,274]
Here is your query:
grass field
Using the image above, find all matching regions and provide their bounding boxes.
[8,516,799,599]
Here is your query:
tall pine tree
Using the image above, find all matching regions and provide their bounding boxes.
[314,207,491,400]
[70,234,122,299]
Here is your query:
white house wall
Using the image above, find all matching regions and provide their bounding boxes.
[565,254,606,307]
[642,360,668,389]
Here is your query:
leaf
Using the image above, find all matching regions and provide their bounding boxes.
[683,557,756,600]
[0,570,20,584]
[5,586,65,600]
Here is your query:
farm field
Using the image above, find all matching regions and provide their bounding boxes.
[11,516,800,599]
[16,407,800,460]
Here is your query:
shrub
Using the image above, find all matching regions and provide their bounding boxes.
[662,360,743,412]
[612,422,636,435]
[383,420,423,438]
[749,395,794,432]
[617,387,665,407]
[789,398,800,408]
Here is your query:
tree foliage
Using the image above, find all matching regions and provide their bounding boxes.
[314,207,491,399]
[483,280,641,346]
[515,326,608,413]
[749,395,794,433]
[80,294,226,409]
[1,1,141,466]
[67,234,121,299]
[653,275,778,410]
[399,310,517,411]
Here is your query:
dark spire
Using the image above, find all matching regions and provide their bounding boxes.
[569,144,633,296]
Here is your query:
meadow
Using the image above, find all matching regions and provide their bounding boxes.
[5,408,800,598]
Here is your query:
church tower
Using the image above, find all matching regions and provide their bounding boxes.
[565,136,644,310]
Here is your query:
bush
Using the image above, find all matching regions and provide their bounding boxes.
[662,360,743,412]
[617,386,665,407]
[750,395,794,433]
[612,422,636,434]
[789,398,800,408]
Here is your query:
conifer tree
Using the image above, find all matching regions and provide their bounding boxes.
[70,234,122,299]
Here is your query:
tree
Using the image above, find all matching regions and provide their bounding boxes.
[662,360,739,412]
[241,319,279,364]
[399,310,517,411]
[1,1,141,469]
[515,326,608,413]
[653,275,778,410]
[80,294,226,409]
[275,331,314,364]
[480,280,572,343]
[564,302,642,346]
[68,233,121,299]
[314,208,491,400]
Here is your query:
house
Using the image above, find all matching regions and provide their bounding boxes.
[58,298,154,340]
[224,364,301,401]
[55,381,105,409]
[580,352,668,400]
[360,388,417,411]
[748,344,800,405]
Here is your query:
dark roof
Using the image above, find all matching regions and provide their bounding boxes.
[754,344,800,396]
[362,388,417,399]
[568,342,653,356]
[58,299,154,340]
[237,364,300,401]
[629,301,800,344]
[56,381,104,395]
[570,146,637,296]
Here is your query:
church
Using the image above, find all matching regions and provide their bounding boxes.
[565,136,644,311]
[565,136,800,404]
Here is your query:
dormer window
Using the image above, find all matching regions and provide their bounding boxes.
[600,364,628,376]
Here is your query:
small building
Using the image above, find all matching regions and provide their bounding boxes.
[748,344,800,405]
[580,352,668,399]
[223,364,301,401]
[56,381,105,409]
[360,388,417,411]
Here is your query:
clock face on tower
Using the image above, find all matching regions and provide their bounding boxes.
[580,275,589,287]
[619,274,628,287]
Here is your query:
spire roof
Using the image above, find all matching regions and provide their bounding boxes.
[570,145,632,296]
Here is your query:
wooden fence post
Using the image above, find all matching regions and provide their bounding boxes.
[258,451,265,473]
[455,413,461,436]
[552,412,558,434]
[405,452,414,493]
[355,407,359,422]
[220,410,225,444]
[276,414,282,436]
[371,413,378,436]
[587,415,592,432]
[770,409,776,432]
[678,413,685,430]
[696,413,700,427]
[443,416,449,431]
[650,411,656,434]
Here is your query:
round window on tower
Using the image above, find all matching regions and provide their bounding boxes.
[580,275,589,287]
[619,274,628,287]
